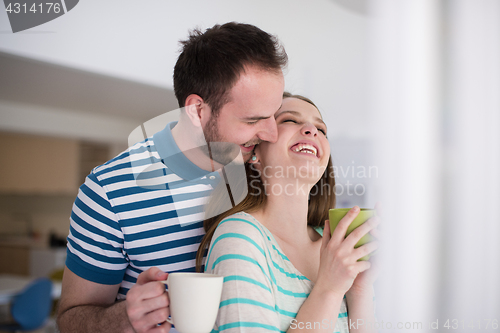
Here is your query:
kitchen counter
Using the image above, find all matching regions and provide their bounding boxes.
[0,236,49,249]
[0,238,66,277]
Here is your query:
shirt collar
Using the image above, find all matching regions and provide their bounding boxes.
[153,121,216,180]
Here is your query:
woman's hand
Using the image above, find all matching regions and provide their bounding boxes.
[315,206,380,298]
[347,225,381,298]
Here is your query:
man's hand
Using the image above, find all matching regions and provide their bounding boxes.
[126,267,171,333]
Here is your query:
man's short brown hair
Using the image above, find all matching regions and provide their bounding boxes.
[173,22,288,116]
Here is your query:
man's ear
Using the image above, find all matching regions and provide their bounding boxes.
[183,94,206,128]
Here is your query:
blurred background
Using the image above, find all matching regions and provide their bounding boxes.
[0,0,498,332]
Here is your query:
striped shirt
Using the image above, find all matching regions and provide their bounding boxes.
[66,122,222,298]
[205,212,349,333]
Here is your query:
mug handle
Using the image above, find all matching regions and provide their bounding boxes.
[164,289,174,325]
[164,277,174,325]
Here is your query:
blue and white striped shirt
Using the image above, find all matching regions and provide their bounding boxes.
[66,122,222,298]
[205,212,349,333]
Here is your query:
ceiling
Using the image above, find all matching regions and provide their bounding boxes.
[0,51,179,123]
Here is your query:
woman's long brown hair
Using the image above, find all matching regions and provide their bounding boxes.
[195,93,336,271]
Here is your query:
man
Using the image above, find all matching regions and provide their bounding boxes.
[56,22,287,333]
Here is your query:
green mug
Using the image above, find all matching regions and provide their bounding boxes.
[329,208,376,261]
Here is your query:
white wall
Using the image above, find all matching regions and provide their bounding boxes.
[369,0,500,329]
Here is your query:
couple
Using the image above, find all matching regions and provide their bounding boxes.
[197,93,379,332]
[56,22,377,333]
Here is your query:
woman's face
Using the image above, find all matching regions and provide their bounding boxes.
[255,97,330,183]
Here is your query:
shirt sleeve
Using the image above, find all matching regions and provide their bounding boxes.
[205,216,281,333]
[65,170,128,285]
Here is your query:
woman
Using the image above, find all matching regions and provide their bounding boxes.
[196,93,379,332]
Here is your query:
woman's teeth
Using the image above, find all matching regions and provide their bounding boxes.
[292,144,317,156]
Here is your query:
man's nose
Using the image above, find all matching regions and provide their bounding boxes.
[257,117,278,143]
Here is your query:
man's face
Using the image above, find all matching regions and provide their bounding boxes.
[201,65,285,163]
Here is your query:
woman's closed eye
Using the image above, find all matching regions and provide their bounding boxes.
[282,118,327,135]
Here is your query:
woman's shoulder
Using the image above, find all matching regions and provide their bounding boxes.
[207,212,269,266]
[213,211,266,238]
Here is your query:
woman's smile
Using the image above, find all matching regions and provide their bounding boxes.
[289,140,321,158]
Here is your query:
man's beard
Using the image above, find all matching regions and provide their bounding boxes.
[200,115,241,166]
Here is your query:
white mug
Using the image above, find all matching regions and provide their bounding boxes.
[163,272,224,333]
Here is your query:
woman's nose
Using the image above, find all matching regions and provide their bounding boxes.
[301,123,318,137]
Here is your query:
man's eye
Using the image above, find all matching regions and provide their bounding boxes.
[282,119,297,123]
[318,128,327,135]
[247,121,258,125]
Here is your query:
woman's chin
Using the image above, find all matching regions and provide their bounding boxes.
[288,159,325,177]
[262,155,327,183]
